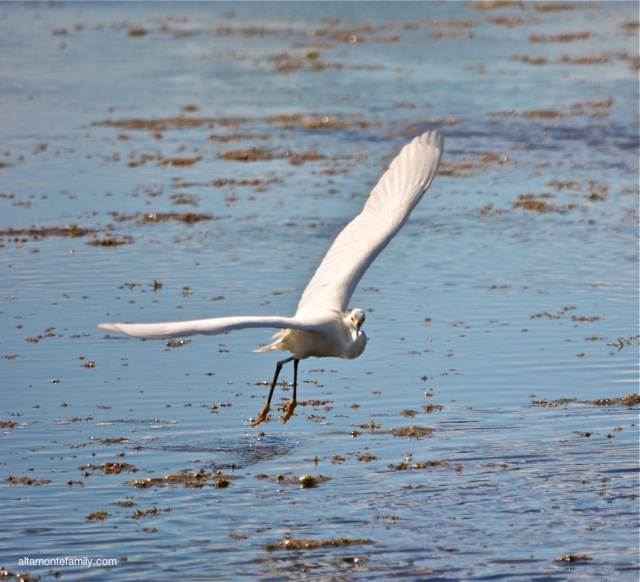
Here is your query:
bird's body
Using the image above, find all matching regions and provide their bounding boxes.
[256,309,367,361]
[99,130,443,425]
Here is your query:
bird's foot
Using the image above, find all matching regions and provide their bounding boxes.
[252,403,271,427]
[282,399,297,424]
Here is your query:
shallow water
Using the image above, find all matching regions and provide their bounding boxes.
[1,2,638,580]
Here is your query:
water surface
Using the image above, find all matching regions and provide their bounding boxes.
[1,2,638,580]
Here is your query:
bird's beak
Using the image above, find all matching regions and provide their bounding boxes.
[352,316,364,331]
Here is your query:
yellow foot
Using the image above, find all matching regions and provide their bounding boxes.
[252,403,271,427]
[282,399,297,424]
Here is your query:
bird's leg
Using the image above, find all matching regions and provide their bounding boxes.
[282,359,299,424]
[252,356,295,427]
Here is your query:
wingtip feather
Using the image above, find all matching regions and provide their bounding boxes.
[98,323,118,332]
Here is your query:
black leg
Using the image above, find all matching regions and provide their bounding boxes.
[266,357,293,407]
[283,358,300,424]
[252,356,295,427]
[292,359,299,401]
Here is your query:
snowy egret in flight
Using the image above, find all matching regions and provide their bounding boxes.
[99,130,443,426]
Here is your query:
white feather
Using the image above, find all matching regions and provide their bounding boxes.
[295,131,442,316]
[99,130,443,354]
[98,131,443,425]
[98,316,317,340]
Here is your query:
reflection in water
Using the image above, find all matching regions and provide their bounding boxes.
[0,1,638,580]
[161,434,300,469]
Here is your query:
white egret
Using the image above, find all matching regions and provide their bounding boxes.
[99,130,443,426]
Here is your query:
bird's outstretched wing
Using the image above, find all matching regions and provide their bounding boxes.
[98,316,318,340]
[295,130,443,316]
[98,131,442,339]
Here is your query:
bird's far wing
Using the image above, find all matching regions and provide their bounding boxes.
[98,315,317,340]
[295,130,443,315]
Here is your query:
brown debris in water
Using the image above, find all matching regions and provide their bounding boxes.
[299,474,319,488]
[392,458,463,473]
[355,452,378,462]
[285,148,325,165]
[94,116,213,132]
[111,211,217,224]
[220,147,274,162]
[6,475,52,486]
[531,394,640,408]
[208,132,269,143]
[268,50,343,73]
[522,109,561,120]
[166,339,191,349]
[274,114,378,131]
[160,155,201,167]
[87,235,135,247]
[437,152,510,178]
[586,394,640,407]
[400,409,418,418]
[512,194,576,213]
[358,420,381,431]
[530,31,591,43]
[561,54,609,65]
[530,306,576,320]
[127,468,236,489]
[265,537,374,551]
[530,308,602,324]
[129,505,173,520]
[387,426,435,439]
[229,533,248,541]
[571,315,602,323]
[553,554,593,563]
[533,3,579,12]
[209,176,282,189]
[531,398,577,408]
[0,223,95,241]
[86,507,110,521]
[219,145,325,165]
[81,462,138,476]
[425,404,443,413]
[124,151,207,168]
[270,473,330,487]
[512,55,549,65]
[608,335,639,351]
[90,436,131,445]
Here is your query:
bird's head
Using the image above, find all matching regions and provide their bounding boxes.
[349,308,366,331]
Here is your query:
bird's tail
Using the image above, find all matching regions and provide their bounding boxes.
[254,329,288,353]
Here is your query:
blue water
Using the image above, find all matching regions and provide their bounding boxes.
[1,2,638,580]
